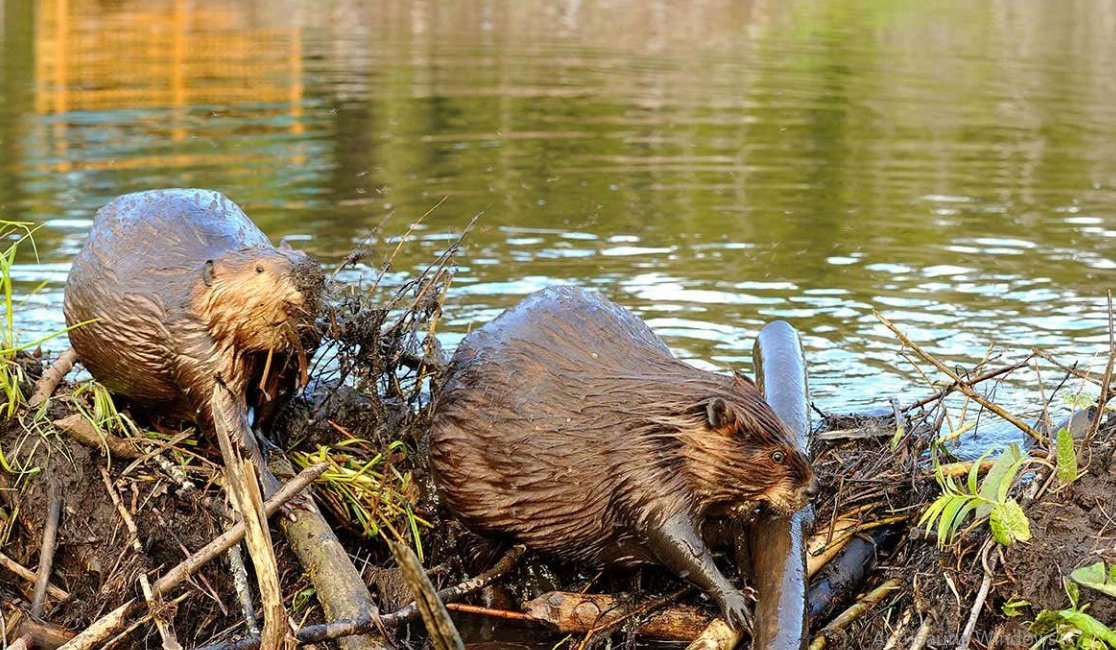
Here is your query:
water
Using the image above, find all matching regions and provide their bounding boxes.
[2,0,1115,453]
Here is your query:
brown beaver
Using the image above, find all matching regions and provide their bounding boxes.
[429,286,816,629]
[63,189,324,463]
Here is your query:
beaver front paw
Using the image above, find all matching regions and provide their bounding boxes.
[716,589,753,631]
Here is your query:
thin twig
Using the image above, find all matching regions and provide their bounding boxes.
[30,484,62,617]
[956,541,996,650]
[153,462,326,595]
[385,545,525,623]
[876,312,1046,444]
[443,603,534,621]
[1033,350,1105,391]
[194,544,526,650]
[1089,290,1114,442]
[808,579,902,650]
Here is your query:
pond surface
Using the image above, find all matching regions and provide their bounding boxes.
[2,0,1115,452]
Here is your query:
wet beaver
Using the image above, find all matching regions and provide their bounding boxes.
[63,189,324,462]
[430,286,816,628]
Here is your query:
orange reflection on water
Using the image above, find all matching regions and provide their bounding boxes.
[32,0,306,171]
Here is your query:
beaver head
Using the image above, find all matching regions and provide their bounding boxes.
[195,243,325,353]
[670,373,815,518]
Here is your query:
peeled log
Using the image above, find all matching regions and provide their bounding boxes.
[748,321,814,650]
[267,454,385,650]
[522,591,712,641]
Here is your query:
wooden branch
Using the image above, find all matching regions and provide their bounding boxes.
[195,544,525,650]
[57,602,135,650]
[388,539,462,650]
[808,527,901,626]
[406,545,527,623]
[1090,290,1114,440]
[0,550,70,601]
[31,484,63,617]
[876,312,1046,444]
[901,357,1032,412]
[683,620,738,650]
[7,608,76,649]
[267,452,384,650]
[519,590,707,643]
[934,458,996,478]
[209,384,287,650]
[53,414,146,460]
[957,542,997,650]
[29,348,79,407]
[748,320,813,650]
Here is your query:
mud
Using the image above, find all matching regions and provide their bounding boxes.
[997,433,1116,639]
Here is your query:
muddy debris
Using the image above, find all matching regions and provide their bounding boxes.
[2,227,1115,650]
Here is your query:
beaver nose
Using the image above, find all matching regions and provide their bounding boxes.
[805,476,820,498]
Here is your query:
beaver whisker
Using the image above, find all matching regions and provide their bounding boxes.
[258,347,275,392]
[278,321,310,387]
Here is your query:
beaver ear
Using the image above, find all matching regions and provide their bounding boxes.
[706,397,736,430]
[202,260,216,287]
[733,371,756,389]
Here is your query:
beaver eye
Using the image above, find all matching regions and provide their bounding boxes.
[255,265,265,273]
[771,451,785,464]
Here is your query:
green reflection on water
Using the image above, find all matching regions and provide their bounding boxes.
[1,0,1114,445]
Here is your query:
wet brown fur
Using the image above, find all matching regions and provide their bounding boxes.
[429,286,813,568]
[64,189,323,458]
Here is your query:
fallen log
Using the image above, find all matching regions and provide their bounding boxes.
[748,320,814,650]
[807,526,901,627]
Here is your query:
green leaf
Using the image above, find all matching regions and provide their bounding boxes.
[937,495,972,544]
[1065,392,1097,410]
[968,448,992,494]
[989,499,1031,546]
[890,417,905,450]
[919,495,952,534]
[978,445,1023,517]
[1071,562,1116,599]
[1064,577,1081,609]
[1056,427,1079,484]
[1001,598,1030,617]
[1059,609,1116,646]
[1030,609,1062,636]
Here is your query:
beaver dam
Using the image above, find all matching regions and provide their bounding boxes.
[1,219,1115,650]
